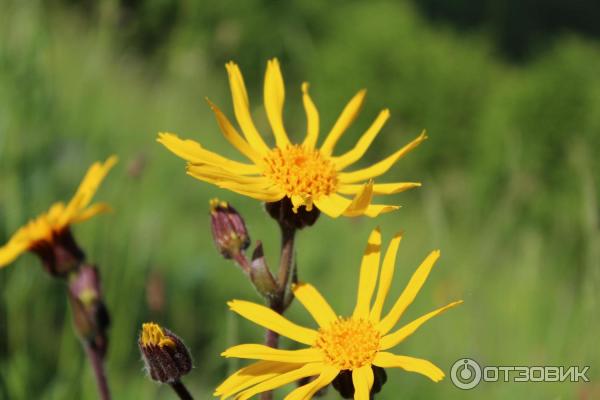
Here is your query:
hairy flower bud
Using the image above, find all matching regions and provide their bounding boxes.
[139,322,192,383]
[209,199,250,259]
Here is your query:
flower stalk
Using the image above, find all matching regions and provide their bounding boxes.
[83,341,112,400]
[68,264,111,400]
[169,380,194,400]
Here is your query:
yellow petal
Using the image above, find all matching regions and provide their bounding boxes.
[59,156,117,228]
[0,240,29,268]
[188,167,282,201]
[206,99,264,163]
[352,365,374,400]
[217,182,284,202]
[46,202,66,223]
[313,194,352,218]
[377,250,441,334]
[215,361,301,398]
[228,300,318,345]
[339,131,427,183]
[342,181,374,217]
[380,300,463,350]
[186,164,266,185]
[290,194,306,213]
[264,58,290,148]
[301,82,319,150]
[320,89,367,156]
[235,363,325,400]
[284,365,339,400]
[338,182,421,195]
[222,344,323,363]
[292,283,338,328]
[370,231,403,322]
[372,352,445,382]
[315,184,388,218]
[71,203,112,224]
[362,204,400,218]
[332,109,390,170]
[158,132,260,174]
[353,227,382,318]
[225,61,271,154]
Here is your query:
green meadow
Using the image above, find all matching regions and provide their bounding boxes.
[1,1,599,398]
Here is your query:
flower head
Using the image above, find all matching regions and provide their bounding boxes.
[158,59,425,219]
[139,322,193,383]
[0,156,117,273]
[216,228,462,399]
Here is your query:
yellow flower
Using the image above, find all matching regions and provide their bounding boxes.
[140,322,176,349]
[158,59,426,218]
[216,228,462,400]
[0,156,118,268]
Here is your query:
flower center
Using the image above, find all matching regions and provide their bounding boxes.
[263,145,338,201]
[315,317,381,370]
[141,322,175,348]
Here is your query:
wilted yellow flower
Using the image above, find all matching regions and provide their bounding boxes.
[216,228,462,399]
[0,156,117,269]
[158,59,426,218]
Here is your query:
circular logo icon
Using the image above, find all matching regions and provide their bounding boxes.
[450,358,482,390]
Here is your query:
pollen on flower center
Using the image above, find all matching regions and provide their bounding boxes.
[263,145,338,200]
[315,317,381,370]
[141,322,176,348]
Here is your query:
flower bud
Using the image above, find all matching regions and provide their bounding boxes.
[248,241,278,300]
[139,322,192,383]
[68,265,110,357]
[209,199,250,259]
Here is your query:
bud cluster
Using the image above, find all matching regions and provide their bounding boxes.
[209,199,279,300]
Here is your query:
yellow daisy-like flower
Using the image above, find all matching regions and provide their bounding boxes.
[216,228,463,399]
[0,156,118,268]
[158,59,426,218]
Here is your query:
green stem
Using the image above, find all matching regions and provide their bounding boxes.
[169,380,194,400]
[261,225,297,400]
[83,343,111,400]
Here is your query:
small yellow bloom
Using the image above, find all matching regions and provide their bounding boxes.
[158,59,426,218]
[140,322,176,349]
[0,156,118,268]
[216,228,462,399]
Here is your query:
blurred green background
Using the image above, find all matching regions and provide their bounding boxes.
[1,0,599,399]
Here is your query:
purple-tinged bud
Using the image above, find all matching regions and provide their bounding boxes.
[139,322,192,383]
[209,198,250,259]
[68,265,110,357]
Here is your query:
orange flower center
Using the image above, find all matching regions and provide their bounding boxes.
[263,145,338,201]
[315,317,381,370]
